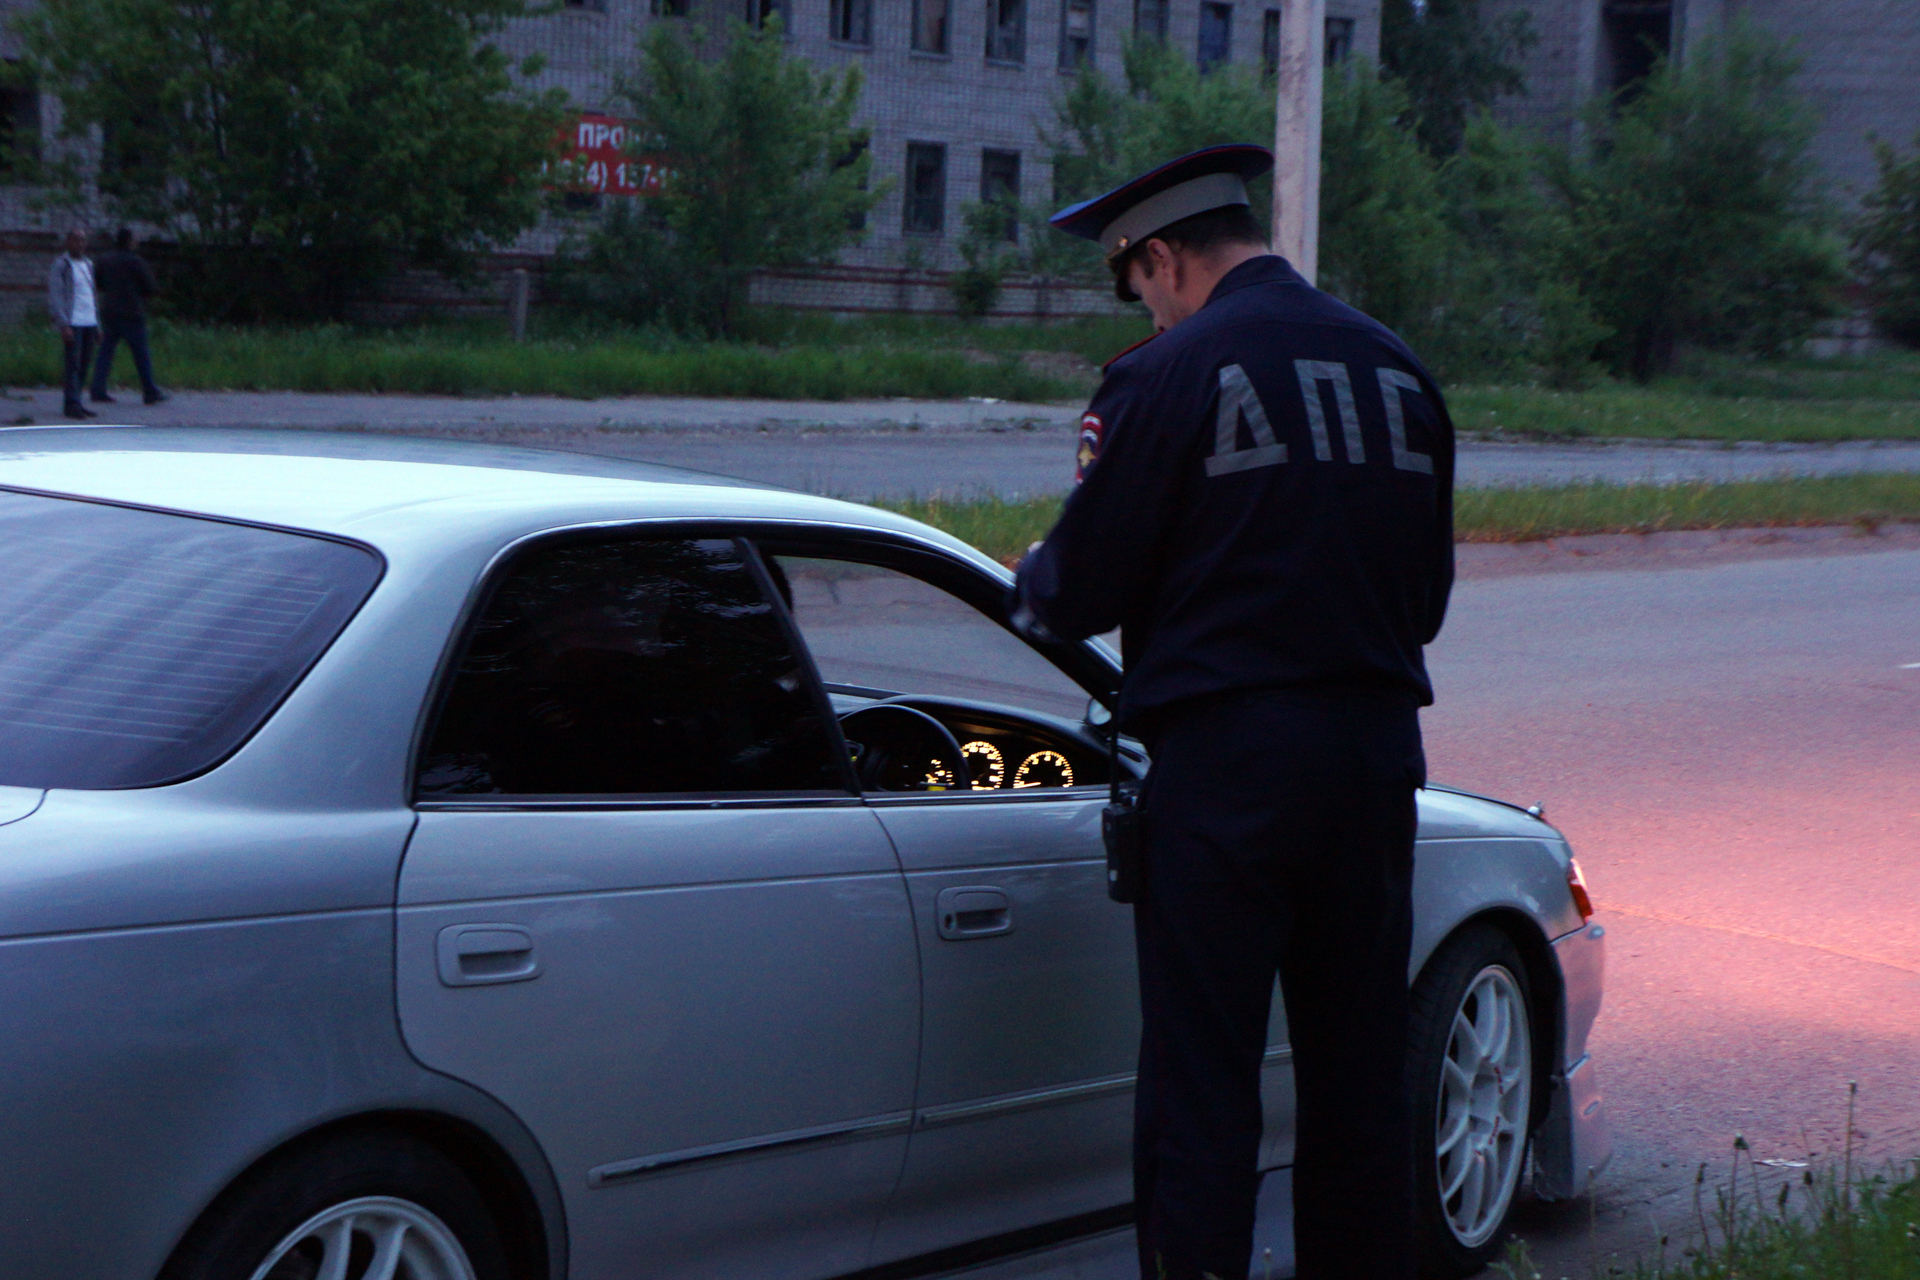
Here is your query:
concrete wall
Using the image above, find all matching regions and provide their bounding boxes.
[1490,0,1920,210]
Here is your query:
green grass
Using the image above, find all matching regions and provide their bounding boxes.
[879,474,1920,561]
[15,310,1919,435]
[1449,382,1920,443]
[0,321,1084,403]
[1500,1160,1920,1280]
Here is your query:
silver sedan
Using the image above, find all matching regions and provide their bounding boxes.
[0,429,1608,1280]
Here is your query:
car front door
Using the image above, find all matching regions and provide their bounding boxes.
[765,545,1145,1260]
[395,533,920,1280]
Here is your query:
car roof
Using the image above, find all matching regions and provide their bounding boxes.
[0,426,984,564]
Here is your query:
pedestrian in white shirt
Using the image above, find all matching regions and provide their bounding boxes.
[48,226,99,420]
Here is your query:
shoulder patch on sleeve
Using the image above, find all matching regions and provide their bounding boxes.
[1075,413,1104,484]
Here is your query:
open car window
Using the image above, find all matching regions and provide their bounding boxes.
[770,556,1093,722]
[419,536,848,798]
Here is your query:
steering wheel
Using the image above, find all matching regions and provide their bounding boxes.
[837,704,970,793]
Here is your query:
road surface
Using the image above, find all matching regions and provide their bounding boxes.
[10,387,1920,497]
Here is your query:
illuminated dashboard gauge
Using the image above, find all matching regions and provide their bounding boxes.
[962,740,1005,790]
[921,762,958,790]
[1014,749,1074,789]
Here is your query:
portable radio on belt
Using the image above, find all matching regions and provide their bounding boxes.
[1102,720,1145,904]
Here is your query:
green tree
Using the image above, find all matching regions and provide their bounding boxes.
[15,0,568,319]
[1854,134,1920,344]
[1546,27,1844,380]
[609,17,880,336]
[1380,0,1536,156]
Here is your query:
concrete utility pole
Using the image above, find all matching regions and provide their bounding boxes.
[1271,0,1325,284]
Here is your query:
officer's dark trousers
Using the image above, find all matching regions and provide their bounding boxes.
[1133,690,1421,1280]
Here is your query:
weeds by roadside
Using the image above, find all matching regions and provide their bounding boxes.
[879,474,1920,562]
[1498,1084,1920,1280]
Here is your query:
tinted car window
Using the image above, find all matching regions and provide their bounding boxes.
[420,537,846,797]
[0,490,381,790]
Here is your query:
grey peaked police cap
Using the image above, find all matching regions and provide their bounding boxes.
[1049,143,1274,260]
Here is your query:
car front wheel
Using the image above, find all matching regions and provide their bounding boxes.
[1409,924,1535,1278]
[161,1130,509,1280]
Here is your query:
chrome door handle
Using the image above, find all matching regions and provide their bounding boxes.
[436,923,540,986]
[935,887,1013,940]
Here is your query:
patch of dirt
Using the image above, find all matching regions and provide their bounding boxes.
[1456,522,1920,579]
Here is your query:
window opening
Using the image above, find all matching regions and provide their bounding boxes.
[913,0,952,52]
[831,0,873,43]
[1060,0,1095,68]
[1198,2,1233,72]
[1262,8,1280,75]
[1602,0,1671,98]
[1325,15,1354,64]
[904,141,948,234]
[650,0,692,13]
[745,0,784,27]
[987,0,1027,63]
[1134,0,1169,41]
[980,149,1022,242]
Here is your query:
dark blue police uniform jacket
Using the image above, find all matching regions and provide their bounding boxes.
[1014,255,1455,735]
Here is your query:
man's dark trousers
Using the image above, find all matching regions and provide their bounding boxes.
[92,314,160,402]
[1132,689,1421,1280]
[62,326,99,412]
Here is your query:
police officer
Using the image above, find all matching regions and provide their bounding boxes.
[1013,145,1455,1280]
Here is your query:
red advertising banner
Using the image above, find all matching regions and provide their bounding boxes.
[559,113,668,197]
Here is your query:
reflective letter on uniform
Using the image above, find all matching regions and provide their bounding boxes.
[1294,361,1364,463]
[1205,364,1287,477]
[1376,368,1435,474]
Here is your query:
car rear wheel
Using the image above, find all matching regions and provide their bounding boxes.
[1409,924,1535,1279]
[162,1130,509,1280]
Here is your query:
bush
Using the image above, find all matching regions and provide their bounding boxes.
[1854,134,1920,344]
[1545,25,1846,380]
[16,0,567,320]
[561,17,880,337]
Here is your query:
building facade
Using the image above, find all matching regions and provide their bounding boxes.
[1484,0,1920,206]
[0,0,1379,323]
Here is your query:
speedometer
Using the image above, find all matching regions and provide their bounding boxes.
[961,741,1005,790]
[1014,749,1074,789]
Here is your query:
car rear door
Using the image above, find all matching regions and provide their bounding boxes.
[396,532,920,1280]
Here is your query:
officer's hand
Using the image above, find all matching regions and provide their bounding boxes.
[56,323,71,342]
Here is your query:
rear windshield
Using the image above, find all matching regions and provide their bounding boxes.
[0,490,382,789]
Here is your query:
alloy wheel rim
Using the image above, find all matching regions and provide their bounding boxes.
[1434,964,1532,1248]
[246,1195,477,1280]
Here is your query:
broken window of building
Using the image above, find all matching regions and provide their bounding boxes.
[831,0,873,43]
[745,0,784,27]
[1135,0,1169,42]
[1199,1,1233,72]
[905,142,948,233]
[987,0,1028,63]
[914,0,951,53]
[649,0,690,13]
[980,149,1022,240]
[1060,0,1096,68]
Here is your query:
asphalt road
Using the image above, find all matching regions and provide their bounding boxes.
[15,387,1920,497]
[1426,547,1920,1277]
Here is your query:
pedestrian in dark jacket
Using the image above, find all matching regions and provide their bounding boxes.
[47,226,98,420]
[90,227,167,406]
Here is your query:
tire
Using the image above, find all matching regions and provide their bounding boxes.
[1409,924,1536,1279]
[161,1128,511,1280]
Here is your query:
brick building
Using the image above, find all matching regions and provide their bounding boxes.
[1484,0,1920,206]
[0,0,1378,322]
